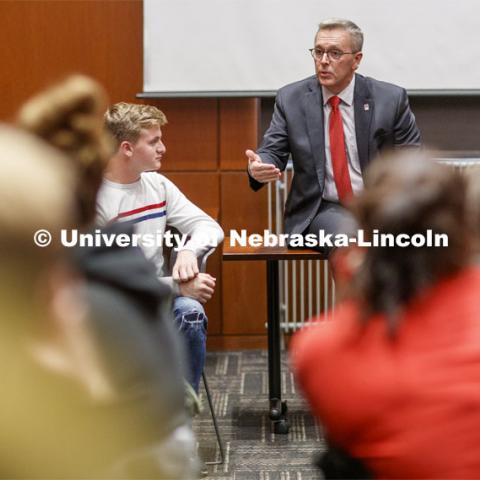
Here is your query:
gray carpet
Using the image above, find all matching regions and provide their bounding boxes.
[193,350,325,479]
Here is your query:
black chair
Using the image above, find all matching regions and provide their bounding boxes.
[170,247,225,465]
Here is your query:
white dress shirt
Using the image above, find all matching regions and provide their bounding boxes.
[321,77,364,202]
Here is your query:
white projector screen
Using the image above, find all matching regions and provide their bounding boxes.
[143,0,480,94]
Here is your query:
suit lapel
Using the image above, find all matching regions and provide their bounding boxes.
[353,74,373,172]
[304,78,326,187]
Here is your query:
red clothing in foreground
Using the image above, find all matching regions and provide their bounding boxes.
[291,267,480,479]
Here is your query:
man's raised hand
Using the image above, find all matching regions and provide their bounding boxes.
[246,149,281,183]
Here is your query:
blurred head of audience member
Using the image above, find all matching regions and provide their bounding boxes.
[0,126,75,336]
[17,75,112,228]
[14,75,121,404]
[350,150,471,332]
[0,126,88,476]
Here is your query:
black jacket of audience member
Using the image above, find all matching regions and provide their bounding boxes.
[72,222,190,473]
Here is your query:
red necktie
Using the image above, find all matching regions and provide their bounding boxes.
[328,95,353,202]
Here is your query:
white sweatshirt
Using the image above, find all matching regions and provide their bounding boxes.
[96,172,224,294]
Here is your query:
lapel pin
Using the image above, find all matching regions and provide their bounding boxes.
[364,104,370,111]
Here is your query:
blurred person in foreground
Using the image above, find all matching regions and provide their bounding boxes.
[0,125,117,477]
[16,76,200,479]
[291,151,480,479]
[99,102,224,393]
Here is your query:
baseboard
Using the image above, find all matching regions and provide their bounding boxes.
[207,334,268,351]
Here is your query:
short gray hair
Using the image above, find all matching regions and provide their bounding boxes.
[317,18,364,52]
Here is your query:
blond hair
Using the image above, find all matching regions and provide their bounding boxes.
[104,102,167,145]
[17,75,112,227]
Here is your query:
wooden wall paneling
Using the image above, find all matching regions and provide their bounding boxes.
[208,335,267,351]
[219,98,268,342]
[219,98,260,170]
[220,172,268,234]
[220,172,269,336]
[153,99,218,171]
[164,172,222,335]
[163,172,220,216]
[222,261,267,336]
[0,0,142,120]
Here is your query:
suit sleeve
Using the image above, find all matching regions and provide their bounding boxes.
[248,91,291,191]
[393,88,421,148]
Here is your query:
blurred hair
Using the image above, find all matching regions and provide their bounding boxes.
[0,125,74,284]
[351,151,470,333]
[17,75,112,227]
[317,18,364,52]
[104,102,167,146]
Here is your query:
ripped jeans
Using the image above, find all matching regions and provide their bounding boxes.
[173,296,207,393]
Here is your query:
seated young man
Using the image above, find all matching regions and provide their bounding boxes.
[97,103,224,392]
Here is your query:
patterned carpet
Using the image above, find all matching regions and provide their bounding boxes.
[193,350,325,479]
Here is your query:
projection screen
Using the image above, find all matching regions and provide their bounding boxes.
[143,0,480,95]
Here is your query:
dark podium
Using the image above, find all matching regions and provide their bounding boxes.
[222,237,326,434]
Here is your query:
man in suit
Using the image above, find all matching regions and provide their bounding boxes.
[246,18,421,253]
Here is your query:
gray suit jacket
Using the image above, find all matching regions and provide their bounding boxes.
[249,73,421,235]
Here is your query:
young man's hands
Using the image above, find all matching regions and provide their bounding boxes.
[179,273,216,304]
[172,250,199,282]
[173,250,216,304]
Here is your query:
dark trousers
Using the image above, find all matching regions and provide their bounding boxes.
[304,200,357,257]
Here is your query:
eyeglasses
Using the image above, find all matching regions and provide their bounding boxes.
[309,48,357,61]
